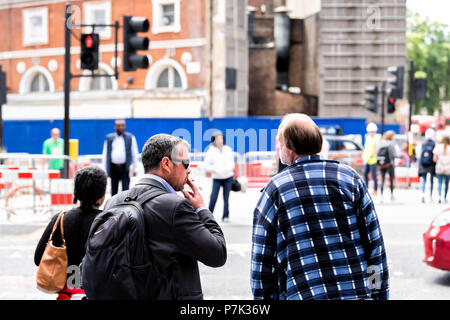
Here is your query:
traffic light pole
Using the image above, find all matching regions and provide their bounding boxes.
[408,60,415,132]
[380,81,386,135]
[63,4,72,179]
[63,4,122,177]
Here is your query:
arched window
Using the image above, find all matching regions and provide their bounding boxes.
[30,73,50,92]
[145,58,187,90]
[90,70,113,90]
[156,66,182,89]
[78,63,117,92]
[19,66,55,94]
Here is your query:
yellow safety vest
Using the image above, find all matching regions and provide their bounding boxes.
[363,134,381,165]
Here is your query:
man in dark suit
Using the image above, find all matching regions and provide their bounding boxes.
[104,134,227,300]
[102,119,139,196]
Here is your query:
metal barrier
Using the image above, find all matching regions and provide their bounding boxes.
[0,154,75,221]
[243,151,277,189]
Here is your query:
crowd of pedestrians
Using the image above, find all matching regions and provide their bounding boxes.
[34,114,450,300]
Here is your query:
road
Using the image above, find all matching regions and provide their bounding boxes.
[0,184,449,300]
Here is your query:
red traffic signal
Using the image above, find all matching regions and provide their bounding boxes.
[85,35,93,49]
[387,95,396,114]
[80,33,99,70]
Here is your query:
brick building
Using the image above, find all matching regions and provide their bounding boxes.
[247,0,407,123]
[0,0,248,120]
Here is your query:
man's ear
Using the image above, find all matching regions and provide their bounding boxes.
[160,157,171,173]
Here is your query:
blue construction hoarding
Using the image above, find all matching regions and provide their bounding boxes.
[3,117,404,155]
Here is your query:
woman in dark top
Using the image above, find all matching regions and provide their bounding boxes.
[35,166,107,299]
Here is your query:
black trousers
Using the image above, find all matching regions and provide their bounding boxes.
[380,165,395,195]
[110,163,130,196]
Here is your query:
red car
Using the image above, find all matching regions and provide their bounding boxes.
[424,208,450,271]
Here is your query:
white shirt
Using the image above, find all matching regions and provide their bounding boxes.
[102,133,139,171]
[204,144,235,179]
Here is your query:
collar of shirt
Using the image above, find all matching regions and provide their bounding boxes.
[292,154,323,165]
[143,174,177,194]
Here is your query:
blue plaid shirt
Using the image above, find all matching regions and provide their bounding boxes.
[251,155,389,300]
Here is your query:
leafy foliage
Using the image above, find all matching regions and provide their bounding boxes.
[407,11,450,115]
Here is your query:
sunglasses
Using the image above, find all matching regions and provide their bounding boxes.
[169,157,190,169]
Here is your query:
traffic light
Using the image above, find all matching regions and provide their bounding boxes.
[0,66,6,105]
[80,33,99,70]
[365,86,378,113]
[387,93,396,114]
[415,78,427,100]
[387,66,404,99]
[123,16,150,71]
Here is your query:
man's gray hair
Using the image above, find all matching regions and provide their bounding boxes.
[141,134,190,172]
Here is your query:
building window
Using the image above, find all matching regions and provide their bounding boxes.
[83,1,112,39]
[78,63,117,92]
[30,73,50,93]
[23,7,48,46]
[90,70,113,91]
[156,67,182,89]
[19,66,55,94]
[145,58,187,90]
[152,0,181,34]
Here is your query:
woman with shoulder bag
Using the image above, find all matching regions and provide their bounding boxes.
[34,166,107,300]
[433,136,450,204]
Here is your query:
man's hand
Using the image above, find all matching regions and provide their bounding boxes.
[181,178,205,210]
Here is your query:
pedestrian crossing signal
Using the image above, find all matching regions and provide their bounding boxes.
[80,33,99,70]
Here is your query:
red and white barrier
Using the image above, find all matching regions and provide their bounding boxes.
[50,179,73,205]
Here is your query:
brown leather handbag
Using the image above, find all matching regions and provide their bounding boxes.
[36,211,68,293]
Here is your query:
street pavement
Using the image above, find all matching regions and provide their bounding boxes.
[0,178,450,300]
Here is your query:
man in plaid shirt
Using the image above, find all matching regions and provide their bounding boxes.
[251,114,389,300]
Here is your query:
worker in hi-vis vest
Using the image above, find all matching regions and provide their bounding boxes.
[363,122,381,196]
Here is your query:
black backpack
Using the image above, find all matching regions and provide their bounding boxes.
[377,145,391,167]
[420,140,435,167]
[81,187,165,300]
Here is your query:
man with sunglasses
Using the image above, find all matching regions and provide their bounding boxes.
[104,134,227,300]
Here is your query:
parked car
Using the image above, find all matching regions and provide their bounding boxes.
[323,135,364,174]
[423,208,450,271]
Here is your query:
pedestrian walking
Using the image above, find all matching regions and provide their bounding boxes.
[377,130,401,201]
[204,131,235,222]
[433,136,450,204]
[419,129,437,203]
[42,128,64,173]
[101,119,139,196]
[99,134,226,299]
[251,113,389,300]
[34,166,107,300]
[363,122,381,195]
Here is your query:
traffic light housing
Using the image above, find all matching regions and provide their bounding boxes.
[0,67,6,105]
[387,66,404,99]
[80,33,99,71]
[387,93,396,114]
[123,16,150,71]
[365,86,378,113]
[415,78,427,100]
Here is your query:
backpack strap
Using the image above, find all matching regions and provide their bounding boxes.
[123,186,166,207]
[135,189,166,207]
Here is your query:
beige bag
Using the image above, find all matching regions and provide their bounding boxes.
[36,211,68,293]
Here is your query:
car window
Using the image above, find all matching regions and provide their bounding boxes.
[326,139,360,151]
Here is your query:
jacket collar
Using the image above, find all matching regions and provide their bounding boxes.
[136,175,177,194]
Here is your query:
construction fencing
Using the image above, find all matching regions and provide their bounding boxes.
[0,154,75,221]
[0,151,421,222]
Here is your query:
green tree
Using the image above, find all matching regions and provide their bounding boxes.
[407,11,450,115]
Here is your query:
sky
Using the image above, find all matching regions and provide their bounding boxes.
[407,0,450,25]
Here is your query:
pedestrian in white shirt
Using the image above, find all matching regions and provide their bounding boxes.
[204,131,235,222]
[101,119,139,196]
